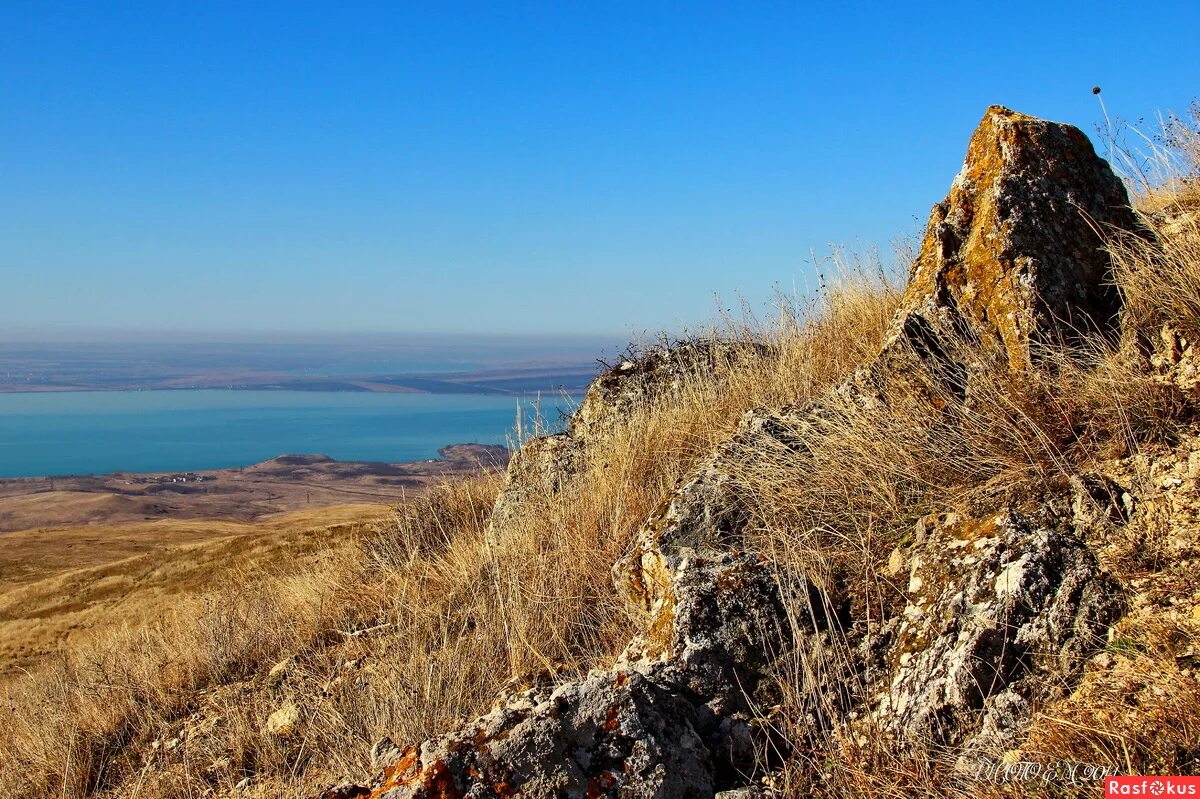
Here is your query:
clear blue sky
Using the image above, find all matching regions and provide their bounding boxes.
[1,2,1196,339]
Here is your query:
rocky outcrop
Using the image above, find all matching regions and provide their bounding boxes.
[873,510,1122,754]
[884,105,1137,372]
[489,341,767,533]
[569,342,767,440]
[361,553,799,798]
[617,106,1140,597]
[343,106,1139,799]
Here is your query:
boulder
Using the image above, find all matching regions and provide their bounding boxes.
[872,510,1123,755]
[887,105,1136,371]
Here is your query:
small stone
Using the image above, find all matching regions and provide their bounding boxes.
[266,657,292,683]
[265,700,301,737]
[887,548,906,576]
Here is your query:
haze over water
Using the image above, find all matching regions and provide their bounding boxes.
[0,390,572,478]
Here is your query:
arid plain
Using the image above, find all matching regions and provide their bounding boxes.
[0,444,507,680]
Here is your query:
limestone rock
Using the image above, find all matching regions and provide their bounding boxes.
[888,105,1136,371]
[358,551,799,798]
[613,406,807,617]
[265,700,301,738]
[874,510,1122,754]
[356,106,1140,799]
[570,342,767,440]
[618,105,1139,620]
[367,669,714,799]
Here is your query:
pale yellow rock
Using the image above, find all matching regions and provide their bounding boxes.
[265,700,300,737]
[266,658,292,683]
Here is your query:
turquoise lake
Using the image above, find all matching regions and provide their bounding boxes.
[0,390,574,478]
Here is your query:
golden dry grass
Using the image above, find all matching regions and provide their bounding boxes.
[0,504,390,682]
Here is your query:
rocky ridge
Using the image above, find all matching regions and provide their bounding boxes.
[337,107,1162,798]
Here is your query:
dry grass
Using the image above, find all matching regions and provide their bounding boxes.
[0,504,390,680]
[3,112,1200,798]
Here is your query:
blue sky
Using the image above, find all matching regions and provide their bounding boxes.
[1,2,1197,340]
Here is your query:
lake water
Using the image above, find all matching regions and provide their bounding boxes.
[0,390,574,478]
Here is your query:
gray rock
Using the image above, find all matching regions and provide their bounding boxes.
[873,510,1122,754]
[366,552,802,798]
[369,669,713,799]
[570,342,768,440]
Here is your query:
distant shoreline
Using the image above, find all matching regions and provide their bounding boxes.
[0,354,602,396]
[0,443,510,530]
[0,383,589,395]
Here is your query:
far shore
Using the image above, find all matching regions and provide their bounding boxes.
[0,443,509,532]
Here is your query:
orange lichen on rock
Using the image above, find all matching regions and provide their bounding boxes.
[895,105,1138,371]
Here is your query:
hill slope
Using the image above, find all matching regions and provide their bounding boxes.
[2,104,1198,798]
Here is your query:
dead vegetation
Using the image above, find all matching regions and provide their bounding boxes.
[2,108,1199,798]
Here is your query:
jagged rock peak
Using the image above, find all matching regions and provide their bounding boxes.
[894,104,1138,369]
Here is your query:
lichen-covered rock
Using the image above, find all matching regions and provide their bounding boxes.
[613,406,812,617]
[570,342,767,440]
[873,510,1122,754]
[887,105,1136,371]
[348,106,1142,799]
[360,552,799,799]
[367,669,714,799]
[618,106,1140,609]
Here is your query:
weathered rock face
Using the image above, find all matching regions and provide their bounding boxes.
[890,105,1136,370]
[873,511,1122,754]
[617,106,1140,602]
[342,107,1140,799]
[488,341,766,538]
[570,342,767,439]
[361,553,799,799]
[369,669,716,799]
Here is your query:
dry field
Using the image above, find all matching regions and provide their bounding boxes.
[0,503,390,681]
